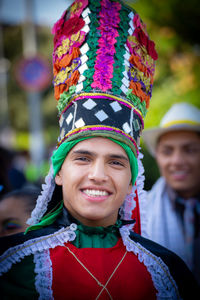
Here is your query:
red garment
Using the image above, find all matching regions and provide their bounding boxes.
[50,238,157,299]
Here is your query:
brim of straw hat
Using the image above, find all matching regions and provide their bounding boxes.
[142,123,200,157]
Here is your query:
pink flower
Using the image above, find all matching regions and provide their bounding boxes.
[92,0,121,91]
[52,10,67,35]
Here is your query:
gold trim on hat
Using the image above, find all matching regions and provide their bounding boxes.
[162,119,200,128]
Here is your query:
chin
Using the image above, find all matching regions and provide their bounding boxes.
[171,184,195,198]
[83,212,105,222]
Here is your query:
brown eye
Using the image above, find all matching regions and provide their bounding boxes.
[159,148,173,155]
[185,147,200,154]
[75,156,90,162]
[3,220,22,232]
[109,160,124,167]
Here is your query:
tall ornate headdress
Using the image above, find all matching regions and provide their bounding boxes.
[27,0,157,234]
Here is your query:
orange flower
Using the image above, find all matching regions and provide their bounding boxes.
[54,84,66,101]
[70,70,79,85]
[53,62,60,76]
[129,55,148,77]
[53,47,81,77]
[129,81,150,108]
[59,47,81,68]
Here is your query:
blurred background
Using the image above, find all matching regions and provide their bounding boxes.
[0,0,200,193]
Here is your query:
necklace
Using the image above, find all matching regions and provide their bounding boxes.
[63,244,127,300]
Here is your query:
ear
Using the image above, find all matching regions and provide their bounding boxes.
[127,181,133,195]
[55,171,63,186]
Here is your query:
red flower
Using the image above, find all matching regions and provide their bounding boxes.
[147,40,158,60]
[134,28,158,60]
[62,16,85,37]
[53,15,85,48]
[134,28,148,47]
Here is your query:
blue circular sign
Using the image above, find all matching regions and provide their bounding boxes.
[15,56,52,92]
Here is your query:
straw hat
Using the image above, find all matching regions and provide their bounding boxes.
[142,102,200,156]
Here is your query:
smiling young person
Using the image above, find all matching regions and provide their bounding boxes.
[142,102,200,285]
[0,1,199,299]
[55,138,133,228]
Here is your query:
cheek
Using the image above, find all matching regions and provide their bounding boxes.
[156,157,167,172]
[191,155,200,166]
[115,172,132,194]
[190,159,200,175]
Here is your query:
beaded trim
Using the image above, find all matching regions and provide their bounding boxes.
[57,125,138,154]
[0,225,77,275]
[26,165,55,226]
[136,149,148,236]
[34,249,54,300]
[60,92,144,123]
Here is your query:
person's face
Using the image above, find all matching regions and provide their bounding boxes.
[0,197,30,237]
[55,138,132,227]
[156,130,200,198]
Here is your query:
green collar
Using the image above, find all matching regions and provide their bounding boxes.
[72,220,122,248]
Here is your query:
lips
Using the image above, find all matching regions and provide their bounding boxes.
[170,170,189,180]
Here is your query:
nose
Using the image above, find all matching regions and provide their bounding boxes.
[88,160,108,182]
[171,150,184,165]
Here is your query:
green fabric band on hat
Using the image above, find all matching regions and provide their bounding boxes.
[51,136,138,184]
[51,137,92,176]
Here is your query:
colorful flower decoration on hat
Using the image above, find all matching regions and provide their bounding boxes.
[51,0,158,156]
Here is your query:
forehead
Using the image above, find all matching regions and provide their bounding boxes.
[0,197,26,216]
[69,137,128,157]
[157,130,200,147]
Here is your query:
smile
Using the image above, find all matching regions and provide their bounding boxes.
[170,170,189,180]
[83,189,109,197]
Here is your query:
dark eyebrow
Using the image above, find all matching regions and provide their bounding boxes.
[72,150,94,156]
[72,150,129,161]
[109,154,129,162]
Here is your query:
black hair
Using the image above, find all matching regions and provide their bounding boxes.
[0,186,41,213]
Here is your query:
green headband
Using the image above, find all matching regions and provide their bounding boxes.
[51,137,138,185]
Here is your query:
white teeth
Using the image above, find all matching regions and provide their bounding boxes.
[173,171,187,175]
[84,189,108,196]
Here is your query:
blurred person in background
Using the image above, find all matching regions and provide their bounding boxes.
[0,146,27,197]
[142,102,200,285]
[0,186,40,237]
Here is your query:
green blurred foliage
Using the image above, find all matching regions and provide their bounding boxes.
[140,142,160,190]
[130,0,200,129]
[127,0,200,188]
